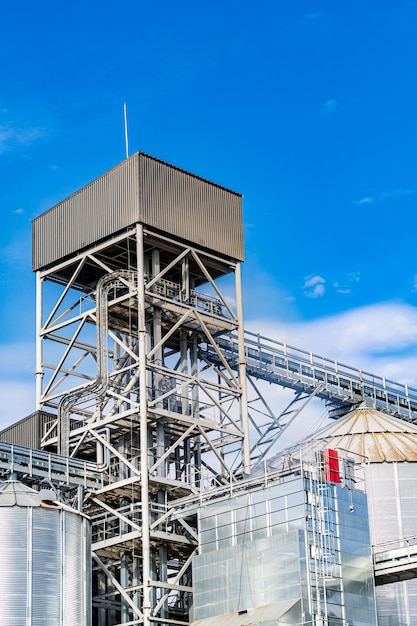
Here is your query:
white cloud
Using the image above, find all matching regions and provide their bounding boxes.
[247,301,417,386]
[334,285,351,295]
[348,272,360,283]
[304,275,325,298]
[308,284,325,298]
[0,123,44,154]
[304,275,325,288]
[356,189,415,205]
[320,99,338,115]
[333,273,359,295]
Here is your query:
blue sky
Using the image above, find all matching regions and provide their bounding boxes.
[1,1,417,428]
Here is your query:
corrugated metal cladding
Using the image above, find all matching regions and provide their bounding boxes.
[32,155,139,272]
[0,410,54,450]
[0,480,91,625]
[138,155,244,261]
[32,152,244,271]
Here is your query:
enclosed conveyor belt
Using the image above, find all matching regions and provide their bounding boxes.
[200,330,417,422]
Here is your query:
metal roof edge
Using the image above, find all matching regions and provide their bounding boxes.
[137,151,243,197]
[31,153,139,225]
[31,151,242,226]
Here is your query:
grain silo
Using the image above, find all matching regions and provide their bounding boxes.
[0,478,91,625]
[301,402,417,626]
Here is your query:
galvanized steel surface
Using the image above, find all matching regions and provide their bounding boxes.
[367,462,417,626]
[191,599,301,626]
[193,470,376,626]
[138,155,243,261]
[0,479,91,625]
[0,479,55,506]
[32,154,139,271]
[375,579,417,626]
[193,530,305,623]
[308,405,417,462]
[307,406,417,626]
[32,152,244,270]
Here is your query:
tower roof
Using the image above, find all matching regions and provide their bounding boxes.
[308,404,417,463]
[32,152,244,271]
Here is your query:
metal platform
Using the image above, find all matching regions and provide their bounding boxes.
[201,330,417,421]
[373,537,417,585]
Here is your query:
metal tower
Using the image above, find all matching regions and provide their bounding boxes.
[33,153,249,625]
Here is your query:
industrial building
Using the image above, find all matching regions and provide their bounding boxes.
[0,152,417,625]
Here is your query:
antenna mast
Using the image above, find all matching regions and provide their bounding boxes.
[123,103,129,159]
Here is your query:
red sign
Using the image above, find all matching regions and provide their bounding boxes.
[324,448,340,483]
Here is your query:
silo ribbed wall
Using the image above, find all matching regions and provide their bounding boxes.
[0,487,91,625]
[367,462,417,626]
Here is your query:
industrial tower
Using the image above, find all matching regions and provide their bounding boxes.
[32,153,249,625]
[0,151,413,625]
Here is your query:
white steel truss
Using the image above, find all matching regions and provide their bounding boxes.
[35,224,249,626]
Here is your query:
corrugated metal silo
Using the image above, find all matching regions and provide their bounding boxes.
[0,479,91,625]
[304,403,417,626]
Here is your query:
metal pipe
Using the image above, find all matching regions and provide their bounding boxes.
[190,273,201,486]
[35,271,43,410]
[235,262,251,475]
[58,270,135,458]
[137,223,152,626]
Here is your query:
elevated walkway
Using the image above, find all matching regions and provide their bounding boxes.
[0,441,103,489]
[201,330,417,421]
[373,537,417,585]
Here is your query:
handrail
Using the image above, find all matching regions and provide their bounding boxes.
[372,535,417,583]
[244,330,417,402]
[373,535,417,560]
[145,274,224,316]
[200,330,417,421]
[0,441,102,488]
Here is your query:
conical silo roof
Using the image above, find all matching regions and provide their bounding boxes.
[0,479,56,507]
[307,403,417,463]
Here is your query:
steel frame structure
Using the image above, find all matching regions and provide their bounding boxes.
[202,331,417,422]
[27,149,417,625]
[35,223,249,625]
